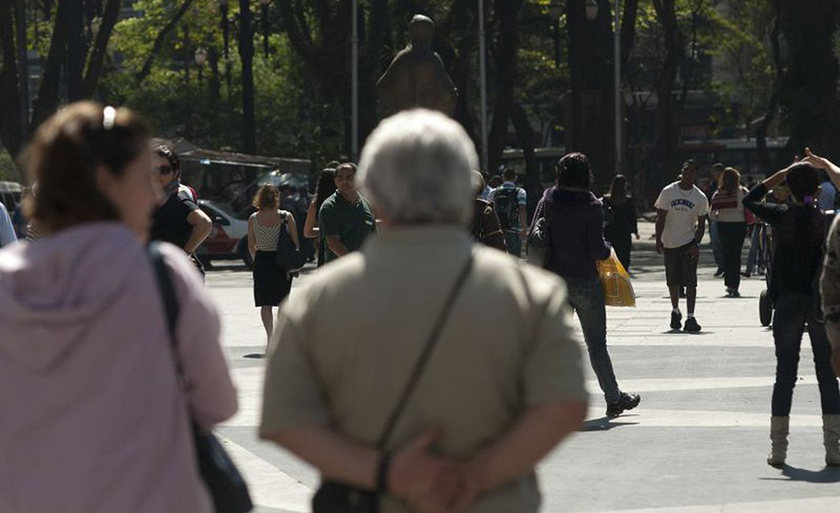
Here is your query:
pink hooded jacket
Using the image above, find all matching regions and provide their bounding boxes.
[0,223,237,513]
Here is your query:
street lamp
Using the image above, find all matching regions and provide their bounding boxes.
[549,4,562,66]
[586,0,623,175]
[259,0,271,58]
[585,0,599,21]
[194,48,208,67]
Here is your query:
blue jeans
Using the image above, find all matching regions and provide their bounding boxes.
[504,231,522,258]
[771,293,840,416]
[710,221,723,271]
[565,277,622,404]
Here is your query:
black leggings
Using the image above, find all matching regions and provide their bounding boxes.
[717,222,747,291]
[771,293,840,416]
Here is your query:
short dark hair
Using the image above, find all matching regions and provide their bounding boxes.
[555,152,592,189]
[336,162,357,175]
[682,159,699,172]
[153,144,181,177]
[786,163,820,202]
[21,101,151,234]
[502,168,517,181]
[712,162,725,172]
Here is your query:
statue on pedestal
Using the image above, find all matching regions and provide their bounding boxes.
[376,15,458,118]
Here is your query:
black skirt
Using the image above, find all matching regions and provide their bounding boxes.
[253,250,293,307]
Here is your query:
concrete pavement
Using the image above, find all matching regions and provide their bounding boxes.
[205,221,840,512]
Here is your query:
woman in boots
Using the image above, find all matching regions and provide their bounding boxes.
[744,150,840,467]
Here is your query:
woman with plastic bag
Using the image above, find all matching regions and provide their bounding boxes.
[530,153,640,418]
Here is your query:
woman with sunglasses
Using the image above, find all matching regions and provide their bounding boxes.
[151,145,212,277]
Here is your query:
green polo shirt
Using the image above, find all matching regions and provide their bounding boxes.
[318,191,377,264]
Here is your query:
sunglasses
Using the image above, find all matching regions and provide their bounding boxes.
[155,165,173,176]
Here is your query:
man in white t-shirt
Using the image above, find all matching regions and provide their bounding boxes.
[655,160,709,332]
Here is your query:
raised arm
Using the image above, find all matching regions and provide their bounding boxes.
[804,148,840,190]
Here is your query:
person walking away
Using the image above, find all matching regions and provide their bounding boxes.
[655,160,709,332]
[470,170,506,251]
[248,184,299,352]
[744,150,840,467]
[710,167,749,297]
[489,168,528,258]
[150,145,213,278]
[260,109,587,513]
[303,168,338,267]
[532,153,640,418]
[708,163,725,277]
[0,200,16,248]
[318,163,377,264]
[601,175,639,270]
[0,102,237,513]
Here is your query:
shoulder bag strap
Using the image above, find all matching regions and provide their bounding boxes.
[148,242,183,376]
[375,253,475,449]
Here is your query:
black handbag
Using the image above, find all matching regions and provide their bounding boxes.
[312,254,475,513]
[149,243,254,513]
[275,213,306,272]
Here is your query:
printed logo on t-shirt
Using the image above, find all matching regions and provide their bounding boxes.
[670,198,696,210]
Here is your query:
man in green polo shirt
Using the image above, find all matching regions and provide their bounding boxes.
[318,163,377,264]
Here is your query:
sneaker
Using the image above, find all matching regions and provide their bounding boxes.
[714,269,724,277]
[670,310,683,330]
[606,392,641,418]
[684,317,702,333]
[728,289,741,298]
[741,271,751,278]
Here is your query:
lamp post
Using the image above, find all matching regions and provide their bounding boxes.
[351,0,359,162]
[259,0,271,58]
[549,4,562,66]
[478,0,489,174]
[585,0,622,176]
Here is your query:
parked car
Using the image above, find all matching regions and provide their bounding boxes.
[196,199,252,268]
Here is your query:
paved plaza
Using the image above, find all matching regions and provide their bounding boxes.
[206,221,840,512]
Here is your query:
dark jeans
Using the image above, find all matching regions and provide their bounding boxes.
[565,277,622,404]
[717,222,747,290]
[771,293,840,416]
[607,233,632,271]
[504,230,522,258]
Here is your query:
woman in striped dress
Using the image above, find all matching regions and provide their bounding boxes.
[248,185,298,348]
[710,167,749,297]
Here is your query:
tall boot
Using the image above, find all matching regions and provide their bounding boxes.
[767,416,789,467]
[823,415,840,466]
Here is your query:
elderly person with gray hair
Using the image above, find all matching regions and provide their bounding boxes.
[260,109,588,513]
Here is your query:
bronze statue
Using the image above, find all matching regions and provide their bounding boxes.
[376,15,458,117]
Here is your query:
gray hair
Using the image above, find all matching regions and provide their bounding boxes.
[358,109,477,225]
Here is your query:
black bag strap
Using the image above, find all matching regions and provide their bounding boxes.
[148,243,184,377]
[375,252,474,449]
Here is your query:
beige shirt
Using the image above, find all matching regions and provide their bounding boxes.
[260,226,587,513]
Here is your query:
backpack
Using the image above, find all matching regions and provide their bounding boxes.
[494,188,520,230]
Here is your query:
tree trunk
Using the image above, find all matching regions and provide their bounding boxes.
[135,0,196,85]
[487,0,523,174]
[652,0,680,189]
[756,3,781,176]
[82,0,121,98]
[0,0,23,160]
[66,0,86,101]
[31,0,71,129]
[239,0,257,157]
[510,103,539,220]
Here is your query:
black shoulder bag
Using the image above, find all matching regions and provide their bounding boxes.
[275,212,306,272]
[149,243,254,513]
[527,204,553,269]
[312,253,475,513]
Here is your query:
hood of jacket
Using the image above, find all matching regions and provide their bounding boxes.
[546,186,601,211]
[0,223,144,372]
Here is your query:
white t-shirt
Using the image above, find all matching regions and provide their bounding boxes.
[654,182,709,249]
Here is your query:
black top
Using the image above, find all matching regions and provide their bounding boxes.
[151,188,199,249]
[743,184,825,300]
[601,196,639,239]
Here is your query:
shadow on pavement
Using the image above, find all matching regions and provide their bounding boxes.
[243,353,266,359]
[759,465,840,484]
[581,416,640,431]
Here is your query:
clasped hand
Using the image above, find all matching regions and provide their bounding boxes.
[389,427,481,513]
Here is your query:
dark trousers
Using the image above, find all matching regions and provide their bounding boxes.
[608,234,632,271]
[565,277,622,404]
[771,293,840,416]
[718,222,747,291]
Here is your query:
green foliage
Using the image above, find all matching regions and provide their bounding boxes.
[0,148,20,183]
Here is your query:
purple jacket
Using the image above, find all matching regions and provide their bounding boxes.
[533,186,612,280]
